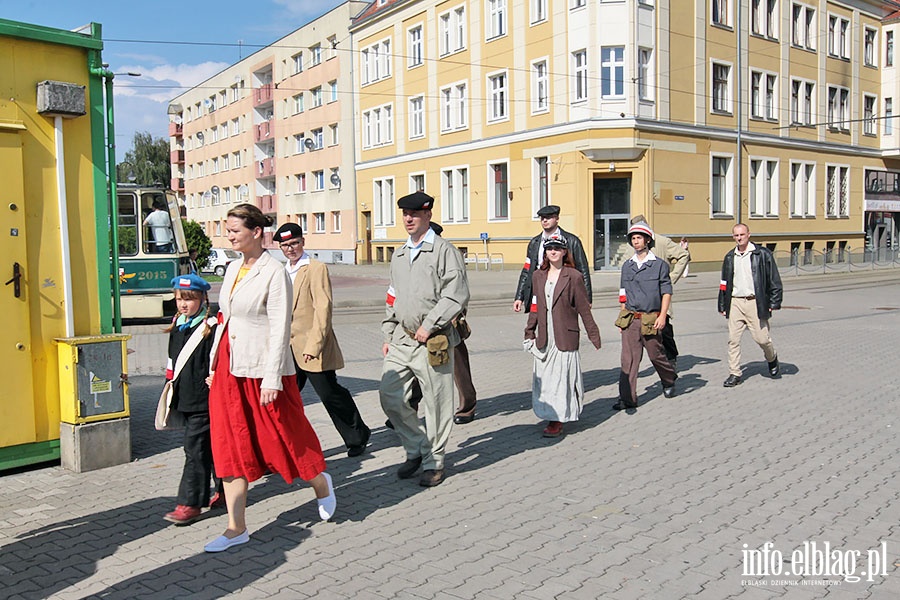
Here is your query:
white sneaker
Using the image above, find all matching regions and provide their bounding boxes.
[204,529,249,553]
[317,472,336,521]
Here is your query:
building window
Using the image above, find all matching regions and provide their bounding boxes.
[531,0,547,24]
[222,154,230,170]
[373,177,395,226]
[292,52,304,74]
[750,70,777,120]
[310,44,322,66]
[362,104,394,148]
[863,95,877,136]
[314,212,326,233]
[311,87,323,108]
[489,162,509,220]
[312,128,324,150]
[790,79,815,125]
[864,28,877,67]
[488,72,508,122]
[332,211,341,232]
[231,118,240,136]
[573,50,588,102]
[439,6,466,55]
[749,159,778,217]
[828,15,850,59]
[442,167,470,223]
[361,39,392,84]
[825,165,849,218]
[299,214,308,233]
[487,0,507,40]
[409,96,425,139]
[751,0,777,39]
[712,0,730,27]
[712,62,732,114]
[827,86,850,131]
[408,25,423,67]
[534,157,550,212]
[791,4,816,50]
[313,170,325,192]
[329,81,338,103]
[296,173,306,193]
[294,134,305,154]
[293,93,304,114]
[711,156,733,216]
[572,0,586,8]
[233,151,241,168]
[790,162,816,217]
[887,31,894,67]
[532,60,549,113]
[638,48,653,101]
[223,187,232,204]
[330,124,339,146]
[601,47,625,98]
[440,82,468,132]
[885,98,893,136]
[410,173,425,192]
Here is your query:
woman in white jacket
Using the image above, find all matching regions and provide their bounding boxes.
[204,204,335,553]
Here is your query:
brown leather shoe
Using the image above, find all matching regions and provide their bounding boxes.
[397,456,422,479]
[419,469,445,487]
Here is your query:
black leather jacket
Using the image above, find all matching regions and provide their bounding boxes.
[514,228,591,312]
[717,244,783,319]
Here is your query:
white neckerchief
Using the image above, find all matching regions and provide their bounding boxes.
[405,227,435,263]
[285,252,311,278]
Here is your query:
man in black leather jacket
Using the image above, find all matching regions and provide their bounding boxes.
[717,223,783,387]
[513,205,591,312]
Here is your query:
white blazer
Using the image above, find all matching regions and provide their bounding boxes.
[210,251,295,390]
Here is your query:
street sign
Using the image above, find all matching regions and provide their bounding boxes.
[480,232,489,240]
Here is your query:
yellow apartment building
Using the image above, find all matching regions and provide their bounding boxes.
[351,0,899,269]
[170,1,368,262]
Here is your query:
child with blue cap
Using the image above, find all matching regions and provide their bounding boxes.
[161,272,224,525]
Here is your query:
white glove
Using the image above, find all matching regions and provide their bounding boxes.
[523,339,535,353]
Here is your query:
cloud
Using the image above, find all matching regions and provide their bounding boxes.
[111,61,230,104]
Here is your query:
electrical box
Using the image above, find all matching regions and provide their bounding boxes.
[57,335,130,424]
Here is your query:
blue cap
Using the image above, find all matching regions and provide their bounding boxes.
[171,273,211,292]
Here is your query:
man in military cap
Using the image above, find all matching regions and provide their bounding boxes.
[274,222,370,457]
[379,191,470,487]
[513,204,591,312]
[622,215,690,369]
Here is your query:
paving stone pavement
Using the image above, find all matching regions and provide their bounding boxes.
[2,269,900,599]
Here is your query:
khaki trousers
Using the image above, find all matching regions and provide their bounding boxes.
[380,342,455,471]
[727,297,777,376]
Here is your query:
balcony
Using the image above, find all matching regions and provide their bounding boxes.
[168,122,183,137]
[170,177,184,192]
[258,157,275,178]
[255,120,273,142]
[254,83,274,107]
[170,149,185,164]
[256,194,275,213]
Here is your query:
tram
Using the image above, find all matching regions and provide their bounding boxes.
[115,184,190,318]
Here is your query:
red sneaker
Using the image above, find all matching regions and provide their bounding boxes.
[208,491,226,509]
[542,421,563,437]
[164,505,201,525]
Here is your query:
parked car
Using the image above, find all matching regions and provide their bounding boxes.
[202,248,242,276]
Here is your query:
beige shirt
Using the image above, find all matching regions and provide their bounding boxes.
[732,242,756,297]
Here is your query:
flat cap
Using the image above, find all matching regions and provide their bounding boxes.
[536,204,561,217]
[543,235,568,249]
[397,191,434,210]
[274,222,304,242]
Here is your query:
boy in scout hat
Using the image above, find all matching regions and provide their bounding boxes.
[513,205,591,313]
[379,191,470,487]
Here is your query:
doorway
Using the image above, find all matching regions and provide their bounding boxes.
[593,177,631,270]
[362,211,372,265]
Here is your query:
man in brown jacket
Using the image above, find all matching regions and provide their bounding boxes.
[275,223,370,457]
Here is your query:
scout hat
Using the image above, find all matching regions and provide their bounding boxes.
[536,204,560,218]
[171,273,211,292]
[274,222,303,242]
[397,191,434,210]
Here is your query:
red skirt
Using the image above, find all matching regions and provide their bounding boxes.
[209,331,326,483]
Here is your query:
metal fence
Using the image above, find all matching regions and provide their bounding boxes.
[775,247,900,276]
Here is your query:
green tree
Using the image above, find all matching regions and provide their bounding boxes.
[182,219,212,268]
[117,131,171,186]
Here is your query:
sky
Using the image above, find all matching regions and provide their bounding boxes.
[3,0,348,154]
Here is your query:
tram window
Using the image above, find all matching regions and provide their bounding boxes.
[117,194,138,256]
[142,193,175,253]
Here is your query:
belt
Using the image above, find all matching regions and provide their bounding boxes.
[733,295,756,300]
[633,312,643,318]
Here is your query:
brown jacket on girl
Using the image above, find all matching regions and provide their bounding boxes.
[524,266,601,352]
